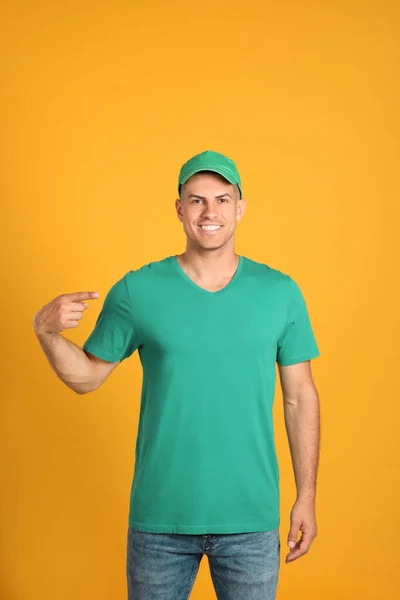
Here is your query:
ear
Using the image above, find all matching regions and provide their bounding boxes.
[175,197,184,221]
[236,197,246,221]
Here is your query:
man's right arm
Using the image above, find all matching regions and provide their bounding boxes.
[34,330,119,394]
[33,290,120,394]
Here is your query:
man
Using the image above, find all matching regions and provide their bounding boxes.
[34,150,320,600]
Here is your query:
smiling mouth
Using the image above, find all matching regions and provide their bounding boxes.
[198,225,223,233]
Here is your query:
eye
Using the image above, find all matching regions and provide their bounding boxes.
[191,198,228,203]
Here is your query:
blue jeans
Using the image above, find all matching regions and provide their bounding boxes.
[126,527,281,599]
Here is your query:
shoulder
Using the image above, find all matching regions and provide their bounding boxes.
[242,255,295,291]
[123,255,174,293]
[100,257,172,306]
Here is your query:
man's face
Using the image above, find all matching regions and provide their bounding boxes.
[175,172,246,251]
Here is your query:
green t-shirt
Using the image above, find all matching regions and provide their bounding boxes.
[82,255,320,534]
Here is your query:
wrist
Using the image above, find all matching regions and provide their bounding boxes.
[33,316,55,337]
[296,492,316,504]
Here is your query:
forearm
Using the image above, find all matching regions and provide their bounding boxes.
[34,324,97,394]
[283,383,320,502]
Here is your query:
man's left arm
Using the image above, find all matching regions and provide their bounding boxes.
[278,359,320,564]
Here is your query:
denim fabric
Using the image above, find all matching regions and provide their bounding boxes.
[126,527,280,599]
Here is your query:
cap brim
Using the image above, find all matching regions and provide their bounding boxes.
[180,166,236,185]
[179,166,241,197]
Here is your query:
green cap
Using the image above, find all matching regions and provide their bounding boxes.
[178,150,242,199]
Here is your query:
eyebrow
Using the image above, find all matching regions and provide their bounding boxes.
[188,193,232,200]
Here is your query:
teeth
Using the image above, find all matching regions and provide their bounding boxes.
[200,225,221,230]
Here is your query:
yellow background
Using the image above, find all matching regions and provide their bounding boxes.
[1,0,399,598]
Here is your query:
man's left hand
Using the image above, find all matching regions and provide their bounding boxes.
[285,498,318,563]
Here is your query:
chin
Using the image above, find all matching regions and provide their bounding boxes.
[198,240,228,251]
[185,227,233,250]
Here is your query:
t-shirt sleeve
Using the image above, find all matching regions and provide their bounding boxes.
[276,276,320,366]
[82,273,139,363]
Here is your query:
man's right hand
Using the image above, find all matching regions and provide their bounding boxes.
[33,291,100,335]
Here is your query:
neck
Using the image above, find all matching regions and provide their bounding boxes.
[177,247,240,280]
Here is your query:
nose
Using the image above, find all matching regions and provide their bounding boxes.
[201,203,219,219]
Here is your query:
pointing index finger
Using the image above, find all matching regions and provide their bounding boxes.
[66,291,100,301]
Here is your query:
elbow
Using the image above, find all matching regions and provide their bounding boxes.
[75,386,98,395]
[69,383,98,395]
[282,394,300,407]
